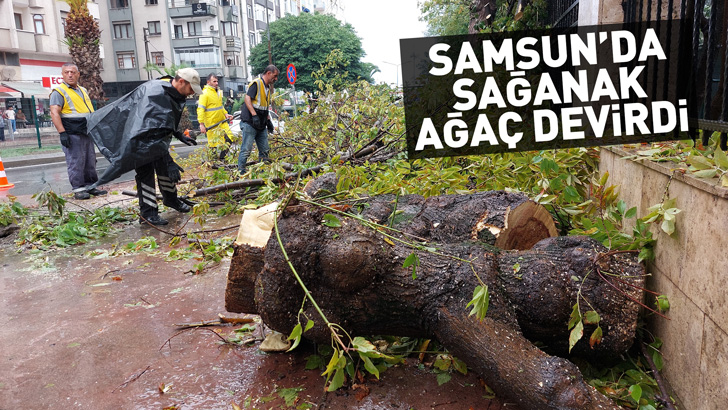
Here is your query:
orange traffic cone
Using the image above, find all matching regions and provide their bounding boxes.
[0,156,15,190]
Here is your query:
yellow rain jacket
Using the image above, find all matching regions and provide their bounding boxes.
[196,84,233,148]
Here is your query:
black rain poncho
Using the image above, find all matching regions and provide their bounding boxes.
[86,80,186,188]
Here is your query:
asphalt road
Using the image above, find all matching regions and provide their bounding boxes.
[0,144,201,198]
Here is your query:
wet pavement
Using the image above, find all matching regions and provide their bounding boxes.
[0,184,516,410]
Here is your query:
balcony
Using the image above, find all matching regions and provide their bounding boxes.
[224,36,241,51]
[169,0,218,19]
[16,31,36,52]
[172,35,220,48]
[226,65,245,79]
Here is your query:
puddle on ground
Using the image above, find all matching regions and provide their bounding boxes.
[0,200,516,410]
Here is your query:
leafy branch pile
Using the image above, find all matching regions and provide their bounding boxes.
[622,136,728,187]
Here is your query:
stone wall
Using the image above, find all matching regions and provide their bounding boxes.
[600,147,728,410]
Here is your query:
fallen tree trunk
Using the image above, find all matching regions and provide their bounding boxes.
[226,192,644,409]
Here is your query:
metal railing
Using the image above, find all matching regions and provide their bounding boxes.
[624,0,728,149]
[548,0,580,28]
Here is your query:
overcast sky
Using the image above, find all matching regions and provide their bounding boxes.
[340,0,428,86]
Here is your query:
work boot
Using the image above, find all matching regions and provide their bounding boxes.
[163,199,191,213]
[88,188,107,196]
[140,215,168,226]
[74,191,91,200]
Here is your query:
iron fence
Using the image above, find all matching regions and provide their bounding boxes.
[624,0,728,149]
[549,0,580,28]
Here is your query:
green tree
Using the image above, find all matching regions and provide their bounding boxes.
[62,0,104,101]
[248,13,376,93]
[419,0,547,36]
[418,0,471,36]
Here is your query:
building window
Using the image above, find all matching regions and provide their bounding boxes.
[14,14,23,30]
[117,52,136,69]
[152,51,165,66]
[148,21,161,35]
[249,31,255,46]
[113,22,132,39]
[224,51,240,66]
[33,15,45,34]
[247,5,253,18]
[112,0,129,8]
[221,21,237,37]
[187,21,202,36]
[145,0,158,4]
[175,47,219,68]
[255,7,264,21]
[174,25,184,39]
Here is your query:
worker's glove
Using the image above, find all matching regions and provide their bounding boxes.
[252,115,263,130]
[173,130,197,146]
[266,118,274,133]
[59,132,71,149]
[167,160,184,184]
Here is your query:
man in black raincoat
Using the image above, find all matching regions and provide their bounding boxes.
[85,68,201,226]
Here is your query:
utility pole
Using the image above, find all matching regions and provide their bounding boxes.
[265,0,272,65]
[143,27,151,80]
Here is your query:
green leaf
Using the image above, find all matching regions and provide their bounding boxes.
[452,357,468,375]
[568,320,584,353]
[638,247,654,263]
[434,357,451,371]
[693,168,718,178]
[661,219,675,236]
[436,372,452,386]
[466,285,489,321]
[651,349,664,371]
[287,323,303,351]
[403,252,420,280]
[714,147,728,169]
[562,185,582,202]
[617,200,626,215]
[567,303,582,330]
[277,387,303,406]
[629,384,642,403]
[625,207,637,219]
[361,355,379,379]
[687,154,714,170]
[305,354,323,370]
[304,319,314,332]
[655,294,670,313]
[589,326,603,348]
[327,368,345,391]
[322,350,341,379]
[322,214,342,227]
[583,310,600,325]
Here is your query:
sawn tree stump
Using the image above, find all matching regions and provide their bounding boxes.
[226,191,644,410]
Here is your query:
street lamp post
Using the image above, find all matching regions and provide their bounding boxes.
[382,61,401,88]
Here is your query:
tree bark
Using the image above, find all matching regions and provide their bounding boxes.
[226,192,644,409]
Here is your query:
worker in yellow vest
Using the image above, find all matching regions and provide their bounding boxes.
[50,63,107,200]
[197,74,234,162]
[237,65,279,174]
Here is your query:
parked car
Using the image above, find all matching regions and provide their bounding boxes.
[230,110,284,135]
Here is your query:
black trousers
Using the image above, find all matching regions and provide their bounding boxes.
[136,158,178,218]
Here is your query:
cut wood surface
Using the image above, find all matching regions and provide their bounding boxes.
[226,191,644,409]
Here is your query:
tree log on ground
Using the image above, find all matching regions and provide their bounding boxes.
[226,191,644,409]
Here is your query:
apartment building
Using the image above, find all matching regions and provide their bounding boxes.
[1,0,343,102]
[0,0,101,98]
[98,0,256,99]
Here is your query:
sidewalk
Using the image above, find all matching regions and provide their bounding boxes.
[1,135,208,168]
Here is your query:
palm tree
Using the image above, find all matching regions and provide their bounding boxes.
[62,0,104,102]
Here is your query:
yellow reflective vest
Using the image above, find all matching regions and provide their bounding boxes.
[197,85,229,128]
[248,77,271,110]
[51,82,94,134]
